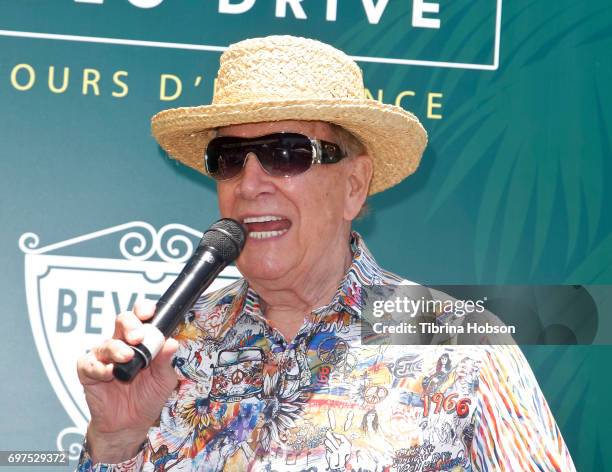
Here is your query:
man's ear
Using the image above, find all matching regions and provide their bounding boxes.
[344,154,373,221]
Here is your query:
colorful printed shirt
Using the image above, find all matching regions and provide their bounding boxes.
[78,233,575,471]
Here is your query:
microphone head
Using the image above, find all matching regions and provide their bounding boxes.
[200,218,246,262]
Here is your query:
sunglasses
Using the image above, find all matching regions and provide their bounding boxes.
[204,132,347,181]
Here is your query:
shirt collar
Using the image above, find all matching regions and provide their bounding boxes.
[321,231,403,317]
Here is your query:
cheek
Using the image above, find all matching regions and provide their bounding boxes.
[216,184,235,215]
[299,179,346,231]
[318,174,347,216]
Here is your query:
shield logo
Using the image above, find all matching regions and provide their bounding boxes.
[19,221,241,458]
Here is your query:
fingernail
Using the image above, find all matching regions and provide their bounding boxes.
[138,299,156,313]
[144,299,157,309]
[128,329,144,342]
[120,346,133,357]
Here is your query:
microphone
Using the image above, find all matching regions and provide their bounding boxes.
[113,218,246,382]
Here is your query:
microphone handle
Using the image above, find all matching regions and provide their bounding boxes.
[112,245,226,382]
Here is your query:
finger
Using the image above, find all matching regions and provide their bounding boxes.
[113,311,145,344]
[344,410,354,431]
[77,351,114,384]
[133,299,157,321]
[324,438,336,452]
[325,430,340,450]
[327,408,336,430]
[94,338,135,364]
[326,450,340,468]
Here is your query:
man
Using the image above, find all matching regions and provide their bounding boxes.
[77,35,575,471]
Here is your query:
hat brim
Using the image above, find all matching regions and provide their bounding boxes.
[151,98,427,195]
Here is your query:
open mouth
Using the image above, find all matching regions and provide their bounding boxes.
[242,215,292,240]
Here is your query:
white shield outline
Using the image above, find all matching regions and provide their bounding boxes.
[19,221,241,456]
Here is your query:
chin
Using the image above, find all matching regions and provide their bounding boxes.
[236,254,290,282]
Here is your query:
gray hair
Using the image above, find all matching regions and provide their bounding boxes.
[328,123,366,158]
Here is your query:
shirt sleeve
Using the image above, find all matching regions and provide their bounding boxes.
[471,344,576,471]
[76,438,147,472]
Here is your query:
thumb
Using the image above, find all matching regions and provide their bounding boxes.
[149,337,180,388]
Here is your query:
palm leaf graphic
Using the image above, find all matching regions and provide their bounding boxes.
[368,0,612,283]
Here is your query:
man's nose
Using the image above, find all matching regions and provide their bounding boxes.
[235,152,275,199]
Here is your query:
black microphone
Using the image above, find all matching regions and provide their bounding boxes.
[113,218,246,382]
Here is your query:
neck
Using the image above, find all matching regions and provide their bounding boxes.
[248,235,354,340]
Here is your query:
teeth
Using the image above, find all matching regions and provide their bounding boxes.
[243,215,283,224]
[249,229,288,239]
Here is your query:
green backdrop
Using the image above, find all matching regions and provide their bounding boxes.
[1,0,611,470]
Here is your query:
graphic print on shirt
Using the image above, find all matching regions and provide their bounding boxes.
[151,238,480,471]
[148,304,483,470]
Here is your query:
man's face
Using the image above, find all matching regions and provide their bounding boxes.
[215,120,366,283]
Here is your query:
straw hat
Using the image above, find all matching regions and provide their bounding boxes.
[151,35,427,195]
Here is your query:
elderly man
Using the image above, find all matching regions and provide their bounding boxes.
[77,36,575,471]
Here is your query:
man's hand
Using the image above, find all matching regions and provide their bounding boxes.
[76,300,179,464]
[324,409,353,470]
[324,430,352,470]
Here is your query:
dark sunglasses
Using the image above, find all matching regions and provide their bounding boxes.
[204,132,347,181]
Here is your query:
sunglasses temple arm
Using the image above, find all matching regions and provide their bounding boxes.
[312,139,322,165]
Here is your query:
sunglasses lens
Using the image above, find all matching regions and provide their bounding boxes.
[264,134,312,177]
[205,133,314,180]
[206,138,245,180]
